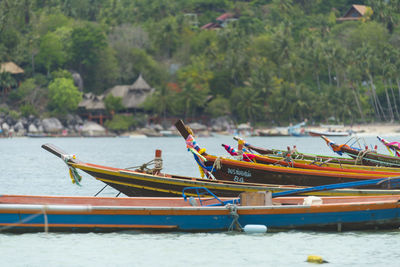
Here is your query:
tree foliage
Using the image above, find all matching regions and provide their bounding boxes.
[104,94,124,114]
[48,77,82,114]
[104,114,135,132]
[2,0,400,125]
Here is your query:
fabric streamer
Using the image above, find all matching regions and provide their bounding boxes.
[377,136,400,157]
[222,144,256,162]
[186,135,213,179]
[68,166,82,186]
[61,154,82,186]
[188,147,207,162]
[323,137,355,156]
[186,135,201,152]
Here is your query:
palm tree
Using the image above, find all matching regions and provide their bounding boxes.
[233,87,263,125]
[0,72,16,100]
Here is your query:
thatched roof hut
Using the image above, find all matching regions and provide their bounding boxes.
[106,74,154,110]
[0,62,24,74]
[78,93,106,112]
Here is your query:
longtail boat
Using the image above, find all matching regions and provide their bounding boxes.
[233,136,363,165]
[1,194,400,232]
[222,144,400,174]
[175,120,400,188]
[322,136,400,167]
[41,144,400,197]
[308,130,349,137]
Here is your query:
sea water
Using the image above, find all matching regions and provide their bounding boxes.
[1,135,400,266]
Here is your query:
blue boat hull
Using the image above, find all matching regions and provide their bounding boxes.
[1,203,400,232]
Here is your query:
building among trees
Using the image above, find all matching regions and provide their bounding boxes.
[0,62,24,74]
[201,13,238,30]
[337,5,372,21]
[0,62,24,96]
[106,74,154,112]
[78,74,154,124]
[78,93,107,124]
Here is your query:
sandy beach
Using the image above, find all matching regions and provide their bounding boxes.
[344,123,400,136]
[317,123,400,137]
[255,123,400,137]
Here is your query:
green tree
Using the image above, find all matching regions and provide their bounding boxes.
[149,16,179,58]
[36,32,66,74]
[104,114,135,132]
[68,23,107,90]
[7,78,35,104]
[104,94,124,114]
[175,56,212,119]
[143,84,178,121]
[0,72,16,95]
[88,46,119,93]
[118,48,167,87]
[48,77,82,114]
[206,95,231,118]
[230,87,264,125]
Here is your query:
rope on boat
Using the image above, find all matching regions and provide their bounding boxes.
[211,156,222,172]
[0,208,49,233]
[126,159,155,170]
[337,159,343,168]
[293,153,304,160]
[283,152,294,167]
[126,158,163,174]
[226,204,242,231]
[355,149,370,165]
[310,158,332,167]
[61,154,82,186]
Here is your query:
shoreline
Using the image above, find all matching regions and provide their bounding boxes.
[2,122,400,138]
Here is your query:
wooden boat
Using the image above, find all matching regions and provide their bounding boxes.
[233,136,363,165]
[1,194,400,232]
[308,130,349,137]
[201,154,400,186]
[41,144,400,197]
[41,144,285,197]
[175,120,400,188]
[322,136,400,167]
[221,144,400,174]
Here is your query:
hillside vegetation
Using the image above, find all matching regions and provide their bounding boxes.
[1,0,400,126]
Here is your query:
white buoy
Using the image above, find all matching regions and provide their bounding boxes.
[243,224,267,233]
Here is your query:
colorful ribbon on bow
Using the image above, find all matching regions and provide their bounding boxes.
[222,144,256,162]
[186,135,213,178]
[61,154,82,186]
[322,136,354,156]
[377,136,400,157]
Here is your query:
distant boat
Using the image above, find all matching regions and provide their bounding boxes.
[288,121,308,137]
[322,136,400,167]
[159,130,179,137]
[308,130,350,137]
[129,134,147,139]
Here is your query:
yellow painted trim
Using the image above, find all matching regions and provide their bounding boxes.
[96,177,199,196]
[267,155,400,172]
[72,163,400,197]
[72,163,272,192]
